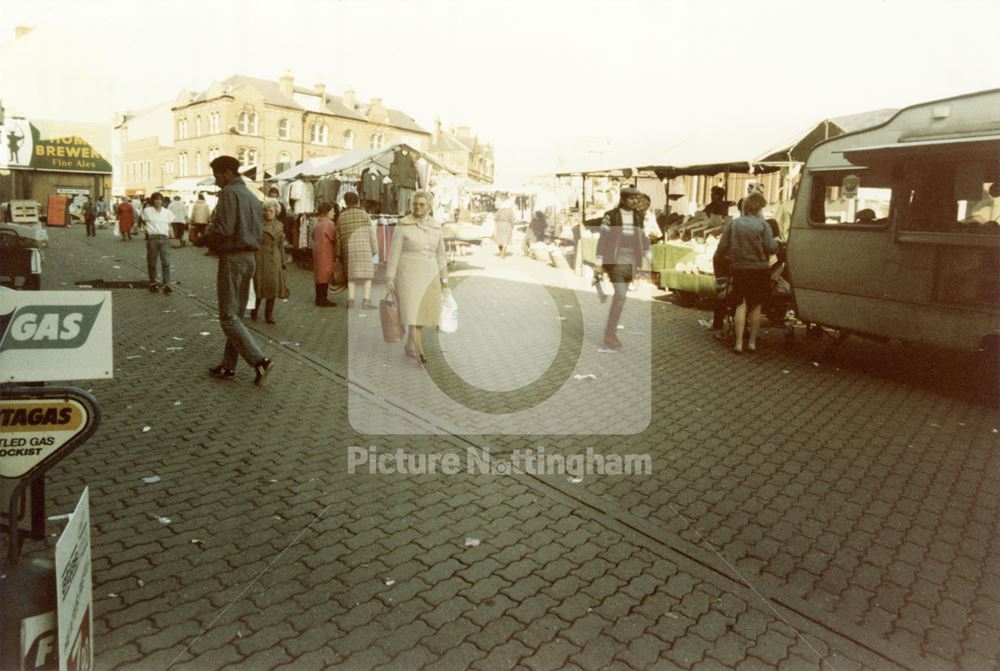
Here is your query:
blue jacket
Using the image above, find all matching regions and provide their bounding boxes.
[715,215,778,270]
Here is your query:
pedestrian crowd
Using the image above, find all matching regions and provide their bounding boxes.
[74,166,785,386]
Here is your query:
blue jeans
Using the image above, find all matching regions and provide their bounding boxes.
[217,252,265,370]
[146,236,171,286]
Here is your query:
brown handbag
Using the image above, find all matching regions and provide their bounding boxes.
[380,289,404,343]
[332,254,347,289]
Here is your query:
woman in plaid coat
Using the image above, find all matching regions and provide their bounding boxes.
[337,192,378,309]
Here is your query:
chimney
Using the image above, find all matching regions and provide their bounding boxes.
[314,82,326,98]
[433,117,442,145]
[343,89,356,110]
[368,97,388,123]
[15,26,32,39]
[279,71,294,98]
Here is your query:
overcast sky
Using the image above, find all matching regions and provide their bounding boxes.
[2,0,998,181]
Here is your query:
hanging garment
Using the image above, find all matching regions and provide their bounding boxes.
[290,179,316,214]
[416,157,431,190]
[362,169,384,202]
[314,177,340,206]
[397,187,416,216]
[389,150,418,189]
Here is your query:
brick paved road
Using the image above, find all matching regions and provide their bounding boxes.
[6,225,998,670]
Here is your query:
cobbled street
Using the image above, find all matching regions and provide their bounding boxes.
[9,226,1000,671]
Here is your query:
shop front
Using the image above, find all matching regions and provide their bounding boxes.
[0,116,112,221]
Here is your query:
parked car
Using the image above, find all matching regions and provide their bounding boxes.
[0,228,42,290]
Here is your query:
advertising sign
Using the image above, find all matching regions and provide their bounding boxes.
[0,292,113,382]
[54,488,92,671]
[20,611,57,671]
[0,118,111,175]
[0,398,91,479]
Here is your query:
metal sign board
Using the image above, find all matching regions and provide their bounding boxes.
[0,478,44,538]
[54,488,92,671]
[0,398,91,479]
[0,291,113,383]
[2,387,100,564]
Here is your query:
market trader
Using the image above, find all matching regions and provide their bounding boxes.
[196,155,274,385]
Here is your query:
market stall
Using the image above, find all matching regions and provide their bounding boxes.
[555,141,779,296]
[266,143,462,268]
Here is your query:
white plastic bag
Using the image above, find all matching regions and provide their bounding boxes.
[439,291,458,333]
[246,282,256,311]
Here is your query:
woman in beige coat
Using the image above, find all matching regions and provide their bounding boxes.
[251,199,289,323]
[385,191,448,363]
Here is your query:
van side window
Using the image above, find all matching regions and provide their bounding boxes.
[808,169,893,226]
[900,160,1000,235]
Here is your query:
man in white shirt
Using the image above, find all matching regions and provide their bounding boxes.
[167,195,190,247]
[142,192,176,293]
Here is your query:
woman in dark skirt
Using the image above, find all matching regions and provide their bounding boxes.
[713,191,778,353]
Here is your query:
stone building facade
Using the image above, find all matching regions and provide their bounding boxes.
[116,73,500,194]
[429,119,495,184]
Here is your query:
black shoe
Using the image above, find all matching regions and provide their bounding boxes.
[265,315,276,324]
[250,309,258,321]
[149,284,159,293]
[163,285,173,295]
[346,300,355,309]
[315,300,337,307]
[254,358,273,385]
[209,365,235,380]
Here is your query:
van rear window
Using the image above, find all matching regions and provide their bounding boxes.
[899,161,1000,235]
[809,169,893,226]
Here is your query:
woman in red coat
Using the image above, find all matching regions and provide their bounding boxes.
[312,202,338,307]
[116,198,135,241]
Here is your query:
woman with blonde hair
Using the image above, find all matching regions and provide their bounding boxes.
[251,198,289,323]
[713,191,778,353]
[385,191,448,363]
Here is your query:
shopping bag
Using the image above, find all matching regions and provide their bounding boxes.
[439,291,458,334]
[380,289,404,343]
[246,282,256,311]
[332,254,347,289]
